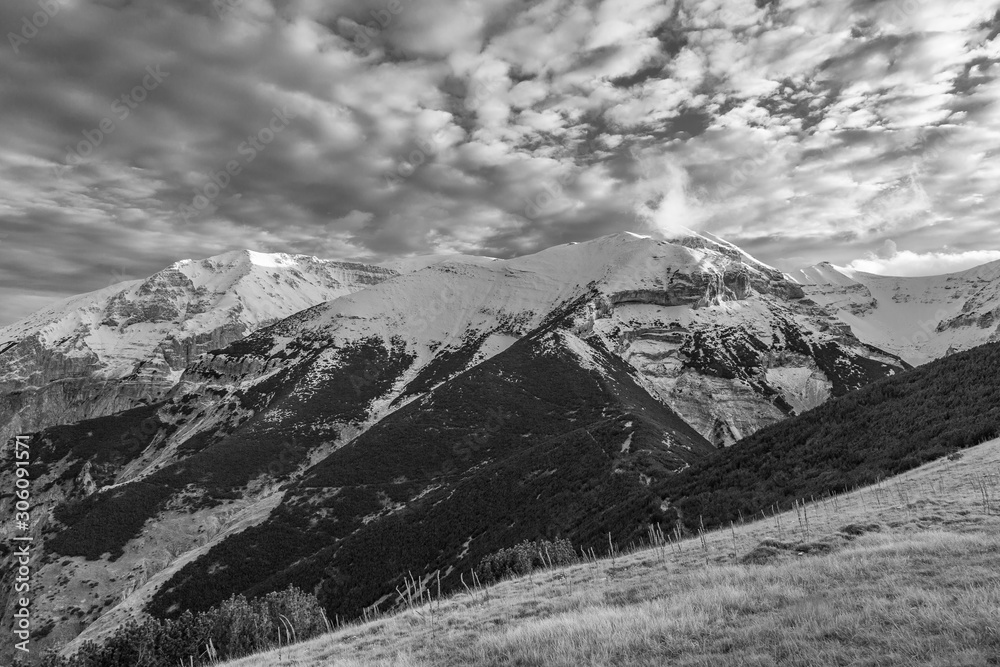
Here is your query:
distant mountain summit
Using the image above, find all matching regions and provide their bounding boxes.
[211,230,895,443]
[0,250,395,443]
[788,260,1000,365]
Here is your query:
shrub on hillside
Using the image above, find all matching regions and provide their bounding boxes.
[476,538,578,583]
[41,586,328,667]
[203,586,329,656]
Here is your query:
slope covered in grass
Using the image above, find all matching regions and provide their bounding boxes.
[214,438,1000,667]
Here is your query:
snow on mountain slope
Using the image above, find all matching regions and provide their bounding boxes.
[9,232,914,657]
[790,260,1000,365]
[786,262,862,287]
[377,252,499,274]
[0,251,396,443]
[291,233,764,346]
[229,233,765,413]
[186,232,903,453]
[1,250,395,375]
[667,228,782,273]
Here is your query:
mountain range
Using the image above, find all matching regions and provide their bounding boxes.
[2,231,999,660]
[0,251,396,445]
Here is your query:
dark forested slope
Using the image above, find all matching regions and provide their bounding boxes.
[147,328,715,620]
[664,342,1000,531]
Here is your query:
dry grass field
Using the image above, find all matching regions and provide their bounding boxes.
[220,437,1000,667]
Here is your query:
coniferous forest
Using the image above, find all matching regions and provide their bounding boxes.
[663,342,1000,531]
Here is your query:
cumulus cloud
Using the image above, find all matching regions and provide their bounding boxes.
[846,241,1000,276]
[629,147,705,236]
[3,0,1000,324]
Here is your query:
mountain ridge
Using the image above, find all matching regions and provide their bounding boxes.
[788,258,1000,365]
[0,251,396,445]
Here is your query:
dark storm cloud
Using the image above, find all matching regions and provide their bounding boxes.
[3,0,1000,323]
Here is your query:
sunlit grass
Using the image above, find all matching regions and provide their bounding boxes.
[221,439,1000,667]
[470,531,1000,667]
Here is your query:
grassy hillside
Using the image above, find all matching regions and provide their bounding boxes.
[212,436,1000,667]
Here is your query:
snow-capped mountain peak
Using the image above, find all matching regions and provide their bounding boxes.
[214,232,895,457]
[0,250,397,443]
[785,262,861,287]
[292,232,794,356]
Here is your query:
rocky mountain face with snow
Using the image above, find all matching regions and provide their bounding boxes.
[0,251,396,445]
[788,261,1000,366]
[1,231,918,659]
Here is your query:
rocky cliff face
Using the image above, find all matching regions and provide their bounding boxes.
[0,251,396,445]
[569,252,901,446]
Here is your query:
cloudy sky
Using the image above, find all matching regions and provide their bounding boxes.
[1,0,1000,324]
